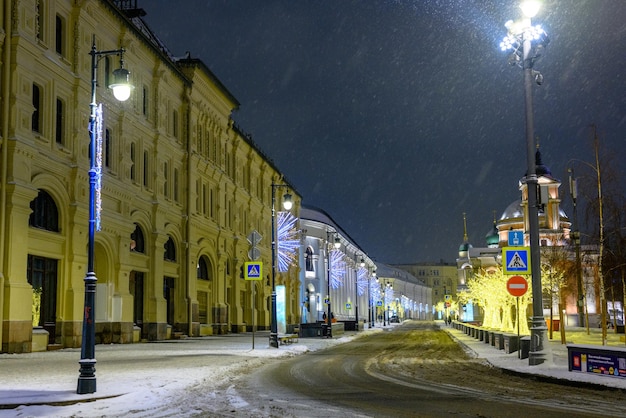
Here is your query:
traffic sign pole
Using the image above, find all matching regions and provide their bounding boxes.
[517,296,521,358]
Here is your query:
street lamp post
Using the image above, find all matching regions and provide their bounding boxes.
[370,269,376,327]
[367,271,371,328]
[500,0,550,365]
[325,233,340,338]
[270,183,293,348]
[77,35,132,395]
[568,168,586,329]
[354,256,364,328]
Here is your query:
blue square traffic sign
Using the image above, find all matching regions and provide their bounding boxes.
[502,247,530,275]
[508,231,524,246]
[244,262,263,280]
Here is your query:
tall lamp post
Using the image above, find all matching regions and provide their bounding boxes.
[325,233,341,337]
[568,129,607,343]
[500,0,550,365]
[354,256,364,328]
[270,183,293,348]
[568,168,586,329]
[78,36,132,395]
[369,270,378,328]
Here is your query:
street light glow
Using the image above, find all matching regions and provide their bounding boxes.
[282,192,293,210]
[109,68,132,101]
[520,0,541,18]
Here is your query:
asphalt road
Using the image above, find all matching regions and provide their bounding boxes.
[233,322,626,417]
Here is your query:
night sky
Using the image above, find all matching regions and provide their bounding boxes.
[141,1,625,264]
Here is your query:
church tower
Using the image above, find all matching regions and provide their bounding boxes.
[498,147,571,246]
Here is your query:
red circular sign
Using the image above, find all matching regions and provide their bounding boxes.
[507,275,528,297]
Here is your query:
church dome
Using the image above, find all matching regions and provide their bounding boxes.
[485,223,499,247]
[500,200,523,221]
[525,148,557,180]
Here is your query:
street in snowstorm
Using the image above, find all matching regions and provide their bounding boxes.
[207,322,626,418]
[3,322,626,417]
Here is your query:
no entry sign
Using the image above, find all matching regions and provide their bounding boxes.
[506,275,528,297]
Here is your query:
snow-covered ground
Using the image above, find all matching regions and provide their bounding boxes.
[2,324,625,417]
[0,331,358,417]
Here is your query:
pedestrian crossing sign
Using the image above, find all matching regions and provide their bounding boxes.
[502,247,530,275]
[244,262,263,280]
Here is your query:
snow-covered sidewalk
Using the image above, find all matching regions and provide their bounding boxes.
[2,323,625,417]
[0,330,360,417]
[441,323,626,391]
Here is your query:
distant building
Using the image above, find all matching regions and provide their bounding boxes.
[374,263,433,322]
[393,261,455,320]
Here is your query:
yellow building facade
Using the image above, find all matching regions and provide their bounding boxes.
[0,0,301,353]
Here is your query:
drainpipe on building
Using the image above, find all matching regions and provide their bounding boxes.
[0,0,14,352]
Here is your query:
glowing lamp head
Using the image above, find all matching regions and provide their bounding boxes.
[333,236,341,249]
[281,192,293,210]
[109,68,132,101]
[520,0,541,18]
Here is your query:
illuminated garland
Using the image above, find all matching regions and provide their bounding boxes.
[94,104,103,232]
[277,211,299,272]
[356,267,369,296]
[329,249,345,289]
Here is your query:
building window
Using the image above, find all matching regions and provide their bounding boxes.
[105,129,111,168]
[143,151,149,187]
[130,142,136,181]
[142,86,148,116]
[202,184,207,215]
[197,125,203,156]
[164,277,175,325]
[130,223,145,253]
[27,255,58,336]
[172,110,179,139]
[36,0,44,42]
[305,247,314,272]
[55,98,64,144]
[173,168,179,203]
[164,236,176,262]
[163,161,169,197]
[29,190,59,232]
[197,256,211,280]
[32,84,42,133]
[55,14,64,56]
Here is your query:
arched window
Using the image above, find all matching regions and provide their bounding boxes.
[197,256,211,280]
[164,236,176,261]
[29,190,59,232]
[130,223,145,253]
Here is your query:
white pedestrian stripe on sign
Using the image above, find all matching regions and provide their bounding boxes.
[507,252,527,269]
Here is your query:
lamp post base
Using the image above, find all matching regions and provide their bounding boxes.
[77,359,97,394]
[269,333,279,348]
[528,316,551,366]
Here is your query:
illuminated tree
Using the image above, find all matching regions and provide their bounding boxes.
[541,239,569,341]
[460,267,532,335]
